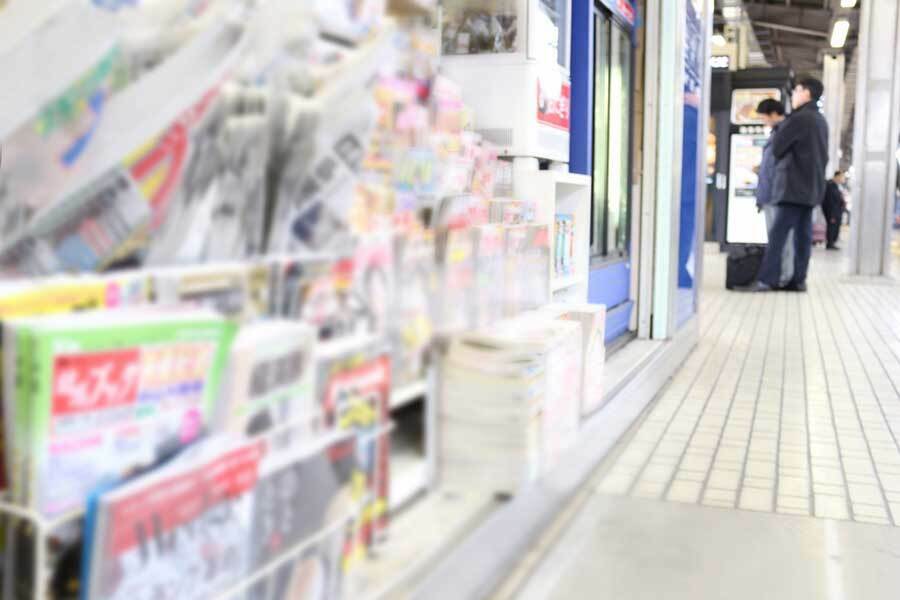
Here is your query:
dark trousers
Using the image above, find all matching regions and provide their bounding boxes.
[825,215,841,247]
[759,203,813,287]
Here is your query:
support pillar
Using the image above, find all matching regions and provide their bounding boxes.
[822,53,845,175]
[849,0,900,277]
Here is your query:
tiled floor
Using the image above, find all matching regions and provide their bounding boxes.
[598,244,900,525]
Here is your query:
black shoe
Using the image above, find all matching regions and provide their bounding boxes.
[782,281,807,292]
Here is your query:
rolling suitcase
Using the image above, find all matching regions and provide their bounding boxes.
[725,245,764,290]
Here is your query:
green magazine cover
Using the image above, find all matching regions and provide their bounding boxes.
[16,311,236,518]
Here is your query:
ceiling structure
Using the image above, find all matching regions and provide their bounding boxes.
[734,0,863,167]
[741,0,861,77]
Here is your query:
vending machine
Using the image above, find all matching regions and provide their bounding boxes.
[713,68,792,247]
[440,0,572,163]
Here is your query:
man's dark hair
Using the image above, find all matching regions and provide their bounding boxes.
[756,98,785,116]
[834,170,844,178]
[796,76,825,102]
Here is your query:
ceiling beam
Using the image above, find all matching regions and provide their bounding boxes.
[754,20,829,38]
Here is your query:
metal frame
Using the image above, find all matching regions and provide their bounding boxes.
[650,0,686,340]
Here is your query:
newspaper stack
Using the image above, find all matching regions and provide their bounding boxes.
[439,313,582,495]
[539,303,607,417]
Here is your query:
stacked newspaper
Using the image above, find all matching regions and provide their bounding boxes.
[539,303,607,417]
[439,312,582,494]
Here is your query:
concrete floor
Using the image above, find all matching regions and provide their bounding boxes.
[504,241,900,599]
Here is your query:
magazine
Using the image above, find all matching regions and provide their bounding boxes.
[217,321,317,440]
[390,232,435,387]
[83,434,359,600]
[3,309,236,517]
[315,338,391,562]
[245,434,359,600]
[84,439,267,600]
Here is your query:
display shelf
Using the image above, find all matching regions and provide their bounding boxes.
[551,273,586,292]
[390,378,428,411]
[350,491,497,599]
[513,169,591,304]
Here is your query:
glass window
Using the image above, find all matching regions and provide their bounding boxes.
[607,23,631,256]
[591,17,631,259]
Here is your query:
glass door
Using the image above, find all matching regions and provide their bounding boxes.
[590,15,632,260]
[607,22,632,257]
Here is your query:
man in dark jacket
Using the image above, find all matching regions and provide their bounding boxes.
[822,170,847,250]
[755,99,793,286]
[752,76,829,292]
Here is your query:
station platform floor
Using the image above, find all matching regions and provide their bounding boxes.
[497,239,900,600]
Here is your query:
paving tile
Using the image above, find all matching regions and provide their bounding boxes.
[707,470,741,490]
[739,487,774,512]
[667,480,703,504]
[815,495,850,520]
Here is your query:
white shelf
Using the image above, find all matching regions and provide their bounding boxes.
[551,274,585,292]
[390,379,427,411]
[513,169,591,305]
[390,455,428,511]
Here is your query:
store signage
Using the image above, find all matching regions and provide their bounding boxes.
[711,55,731,70]
[536,80,571,131]
[616,0,636,25]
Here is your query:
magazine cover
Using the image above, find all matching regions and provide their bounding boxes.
[351,234,395,338]
[8,310,236,518]
[246,434,359,600]
[434,227,475,334]
[315,341,391,563]
[390,232,435,387]
[503,224,550,317]
[218,321,317,440]
[472,224,504,328]
[84,439,267,600]
[0,275,150,493]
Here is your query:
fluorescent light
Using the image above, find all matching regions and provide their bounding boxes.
[840,0,857,7]
[722,6,742,19]
[831,19,850,48]
[712,33,727,47]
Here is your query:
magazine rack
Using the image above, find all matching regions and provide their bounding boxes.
[0,417,395,600]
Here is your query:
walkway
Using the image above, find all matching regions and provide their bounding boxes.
[498,242,900,600]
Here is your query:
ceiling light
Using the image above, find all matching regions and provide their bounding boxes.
[840,0,858,7]
[830,19,850,48]
[722,6,742,20]
[712,33,727,47]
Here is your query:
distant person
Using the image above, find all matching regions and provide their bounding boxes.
[749,76,828,292]
[822,170,847,250]
[754,98,793,286]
